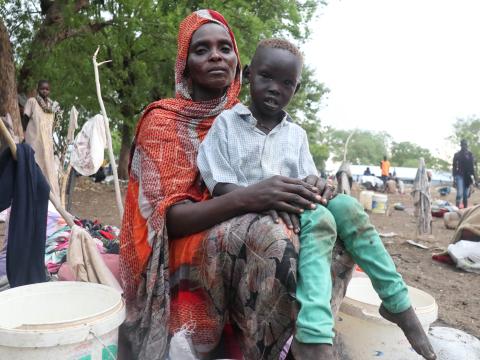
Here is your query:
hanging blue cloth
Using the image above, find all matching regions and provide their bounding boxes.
[0,144,50,287]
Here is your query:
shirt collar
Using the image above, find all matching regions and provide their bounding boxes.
[232,103,291,128]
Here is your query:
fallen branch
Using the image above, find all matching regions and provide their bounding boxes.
[93,46,124,220]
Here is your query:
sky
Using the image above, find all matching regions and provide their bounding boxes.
[303,0,480,161]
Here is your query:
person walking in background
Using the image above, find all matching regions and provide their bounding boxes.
[380,155,390,186]
[452,139,476,208]
[22,80,61,197]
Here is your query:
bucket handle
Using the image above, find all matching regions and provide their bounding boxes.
[89,330,117,359]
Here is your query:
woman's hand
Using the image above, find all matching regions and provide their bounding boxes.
[239,175,321,215]
[304,175,336,205]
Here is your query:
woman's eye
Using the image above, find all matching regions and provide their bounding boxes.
[221,46,232,53]
[195,48,207,55]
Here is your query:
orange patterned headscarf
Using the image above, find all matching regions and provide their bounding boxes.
[120,10,241,300]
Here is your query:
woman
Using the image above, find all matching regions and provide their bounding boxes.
[120,10,321,360]
[22,80,60,197]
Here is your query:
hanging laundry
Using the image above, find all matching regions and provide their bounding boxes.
[0,144,50,287]
[70,114,106,176]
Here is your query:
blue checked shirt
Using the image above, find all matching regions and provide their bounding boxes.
[197,103,318,193]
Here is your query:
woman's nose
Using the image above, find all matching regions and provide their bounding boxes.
[209,48,222,61]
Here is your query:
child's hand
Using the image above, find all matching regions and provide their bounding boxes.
[304,175,336,205]
[268,210,300,233]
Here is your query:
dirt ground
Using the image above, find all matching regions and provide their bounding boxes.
[1,176,479,340]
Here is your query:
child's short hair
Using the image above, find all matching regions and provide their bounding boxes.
[257,38,304,65]
[37,79,49,88]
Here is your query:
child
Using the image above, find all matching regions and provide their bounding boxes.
[197,39,436,360]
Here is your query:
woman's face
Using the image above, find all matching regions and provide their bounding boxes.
[187,23,238,101]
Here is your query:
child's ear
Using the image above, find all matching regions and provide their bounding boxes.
[294,81,301,94]
[242,65,251,84]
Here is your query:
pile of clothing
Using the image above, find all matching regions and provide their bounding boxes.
[431,199,458,218]
[45,207,119,274]
[433,204,480,273]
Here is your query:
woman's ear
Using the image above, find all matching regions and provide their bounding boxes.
[243,64,250,84]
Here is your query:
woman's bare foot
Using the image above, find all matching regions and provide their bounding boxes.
[379,304,436,360]
[290,338,336,360]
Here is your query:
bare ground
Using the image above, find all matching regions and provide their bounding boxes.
[1,177,478,339]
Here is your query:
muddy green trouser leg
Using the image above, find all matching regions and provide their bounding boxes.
[327,194,411,314]
[296,207,337,344]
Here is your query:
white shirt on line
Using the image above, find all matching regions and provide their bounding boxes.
[197,103,318,194]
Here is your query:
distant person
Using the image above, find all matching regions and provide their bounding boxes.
[22,80,61,197]
[452,139,476,208]
[380,155,390,185]
[363,167,372,176]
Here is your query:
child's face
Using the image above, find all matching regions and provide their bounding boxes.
[38,82,50,99]
[247,47,302,119]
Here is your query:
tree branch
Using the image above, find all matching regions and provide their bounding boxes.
[64,19,114,39]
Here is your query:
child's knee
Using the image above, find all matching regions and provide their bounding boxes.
[327,194,363,224]
[302,206,337,242]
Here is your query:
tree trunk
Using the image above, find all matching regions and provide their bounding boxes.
[0,17,23,141]
[118,123,132,180]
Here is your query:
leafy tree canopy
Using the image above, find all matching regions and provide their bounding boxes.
[391,141,449,171]
[325,128,391,165]
[2,0,328,176]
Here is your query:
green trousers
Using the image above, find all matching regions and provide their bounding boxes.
[295,194,411,344]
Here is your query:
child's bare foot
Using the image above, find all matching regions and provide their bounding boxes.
[379,304,436,360]
[290,338,336,360]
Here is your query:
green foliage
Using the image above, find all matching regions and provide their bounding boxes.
[3,0,327,162]
[449,116,480,166]
[391,141,449,171]
[325,128,391,165]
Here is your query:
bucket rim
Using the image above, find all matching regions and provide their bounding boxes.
[0,282,122,330]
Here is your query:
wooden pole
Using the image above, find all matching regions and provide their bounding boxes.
[0,119,75,228]
[92,46,124,220]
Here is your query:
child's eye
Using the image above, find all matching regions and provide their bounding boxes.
[260,72,272,79]
[284,80,294,86]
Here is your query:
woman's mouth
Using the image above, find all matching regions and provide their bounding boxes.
[208,67,228,74]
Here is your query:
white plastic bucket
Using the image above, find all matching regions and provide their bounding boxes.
[359,191,374,211]
[372,193,388,214]
[0,281,125,359]
[336,278,438,359]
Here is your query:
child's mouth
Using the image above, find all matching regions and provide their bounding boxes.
[264,98,278,109]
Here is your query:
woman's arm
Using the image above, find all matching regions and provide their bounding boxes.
[167,176,322,238]
[167,188,246,238]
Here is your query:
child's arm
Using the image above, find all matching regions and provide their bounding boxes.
[197,113,240,196]
[212,183,242,197]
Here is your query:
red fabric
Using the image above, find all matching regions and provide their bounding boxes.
[432,253,455,265]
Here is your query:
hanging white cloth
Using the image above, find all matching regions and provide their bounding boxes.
[70,114,106,176]
[66,106,79,144]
